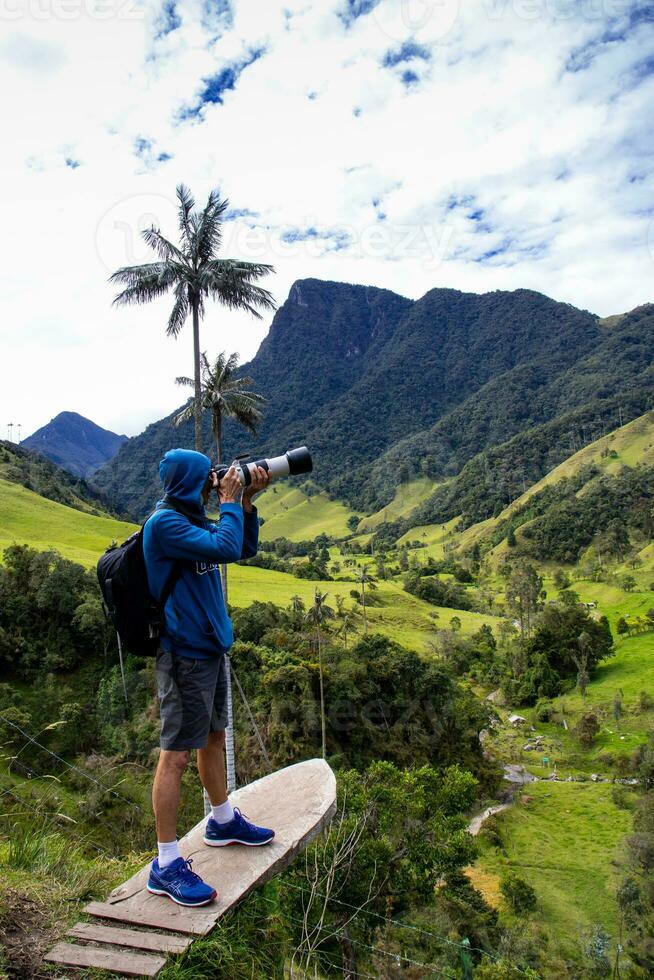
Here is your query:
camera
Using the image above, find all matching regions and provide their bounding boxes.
[214,446,313,488]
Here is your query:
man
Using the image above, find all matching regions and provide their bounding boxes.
[143,447,274,907]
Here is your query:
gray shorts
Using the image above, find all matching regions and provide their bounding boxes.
[156,649,229,751]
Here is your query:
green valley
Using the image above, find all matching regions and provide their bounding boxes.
[2,361,654,979]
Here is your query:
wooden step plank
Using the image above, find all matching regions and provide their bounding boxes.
[44,942,165,977]
[68,922,192,954]
[85,759,336,936]
[82,901,209,936]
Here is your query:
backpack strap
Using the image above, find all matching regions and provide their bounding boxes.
[159,562,182,608]
[141,502,196,609]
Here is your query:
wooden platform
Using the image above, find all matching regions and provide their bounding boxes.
[44,759,336,977]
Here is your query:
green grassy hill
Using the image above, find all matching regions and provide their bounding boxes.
[474,781,633,959]
[391,412,654,572]
[0,440,114,516]
[255,484,355,541]
[488,410,654,530]
[0,477,499,650]
[357,478,438,532]
[0,478,137,567]
[229,563,501,649]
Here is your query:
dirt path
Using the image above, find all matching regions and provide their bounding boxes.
[467,764,537,836]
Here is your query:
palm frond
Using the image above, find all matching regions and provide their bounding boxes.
[204,259,276,282]
[223,396,263,433]
[141,228,188,265]
[195,190,229,262]
[109,262,168,286]
[222,378,265,400]
[175,376,195,387]
[215,351,241,390]
[200,351,214,384]
[201,260,276,318]
[166,282,190,337]
[176,183,195,249]
[173,400,195,427]
[110,263,178,306]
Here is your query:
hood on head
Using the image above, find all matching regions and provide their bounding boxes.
[159,448,212,512]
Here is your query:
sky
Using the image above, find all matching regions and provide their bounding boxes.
[1,0,653,440]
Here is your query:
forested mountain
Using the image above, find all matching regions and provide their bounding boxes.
[94,280,654,521]
[460,411,654,565]
[22,411,127,479]
[0,439,114,515]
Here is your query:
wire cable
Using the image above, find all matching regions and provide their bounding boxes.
[231,661,272,771]
[0,786,111,856]
[0,714,142,811]
[279,878,531,976]
[259,892,456,978]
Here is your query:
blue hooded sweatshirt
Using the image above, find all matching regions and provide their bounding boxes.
[143,448,259,659]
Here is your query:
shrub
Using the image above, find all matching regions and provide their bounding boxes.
[577,712,600,747]
[639,691,653,713]
[534,699,554,722]
[500,873,537,914]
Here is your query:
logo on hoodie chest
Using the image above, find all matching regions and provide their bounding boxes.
[196,561,220,575]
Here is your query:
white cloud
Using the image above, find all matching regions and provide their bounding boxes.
[0,30,67,72]
[0,0,652,440]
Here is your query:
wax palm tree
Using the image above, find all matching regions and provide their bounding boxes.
[355,565,377,635]
[338,613,356,649]
[174,350,266,464]
[175,350,266,798]
[110,184,275,451]
[289,595,306,623]
[175,348,265,608]
[305,590,335,758]
[573,630,593,700]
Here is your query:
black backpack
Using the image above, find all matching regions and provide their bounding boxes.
[97,502,183,659]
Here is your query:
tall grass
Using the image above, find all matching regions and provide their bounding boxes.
[2,819,106,899]
[160,885,287,980]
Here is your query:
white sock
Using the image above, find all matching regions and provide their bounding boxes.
[157,840,181,868]
[211,799,235,825]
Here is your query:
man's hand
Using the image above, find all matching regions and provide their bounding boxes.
[242,465,271,512]
[218,466,242,505]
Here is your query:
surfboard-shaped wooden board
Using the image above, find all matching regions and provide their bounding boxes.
[83,758,336,937]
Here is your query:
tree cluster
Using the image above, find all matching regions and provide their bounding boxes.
[0,545,111,675]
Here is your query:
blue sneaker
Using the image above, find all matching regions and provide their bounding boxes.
[147,857,216,907]
[203,808,275,847]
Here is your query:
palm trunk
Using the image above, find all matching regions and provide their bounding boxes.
[214,413,223,468]
[361,580,368,635]
[214,420,237,795]
[192,298,202,452]
[317,628,326,759]
[215,421,229,612]
[224,654,236,793]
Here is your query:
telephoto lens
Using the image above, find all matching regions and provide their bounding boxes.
[216,446,313,487]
